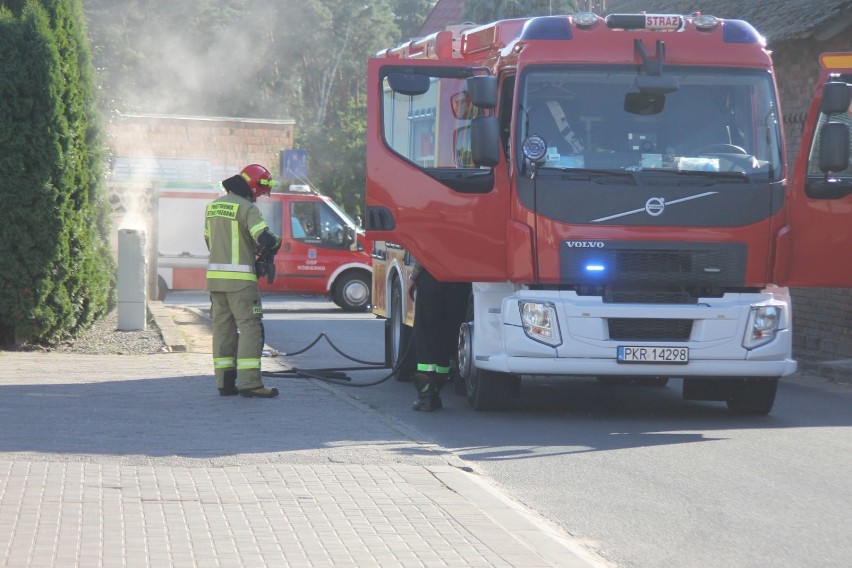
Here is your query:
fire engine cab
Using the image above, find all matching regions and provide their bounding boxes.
[366,13,852,414]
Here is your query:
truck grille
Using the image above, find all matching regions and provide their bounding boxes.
[560,240,747,288]
[607,318,693,341]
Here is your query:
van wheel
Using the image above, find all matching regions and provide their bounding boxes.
[333,271,370,312]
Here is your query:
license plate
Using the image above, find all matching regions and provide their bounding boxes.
[618,345,688,364]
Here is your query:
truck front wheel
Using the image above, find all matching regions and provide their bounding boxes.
[333,271,371,312]
[467,368,511,411]
[725,378,778,415]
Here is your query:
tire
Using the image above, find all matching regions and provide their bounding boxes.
[388,279,415,381]
[453,297,476,396]
[466,367,512,411]
[726,378,778,415]
[333,271,371,312]
[455,322,473,396]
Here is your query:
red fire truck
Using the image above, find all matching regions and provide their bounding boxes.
[367,13,852,414]
[157,182,372,311]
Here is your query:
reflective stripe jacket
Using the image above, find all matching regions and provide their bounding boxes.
[204,193,275,292]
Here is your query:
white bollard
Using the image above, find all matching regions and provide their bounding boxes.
[117,229,147,331]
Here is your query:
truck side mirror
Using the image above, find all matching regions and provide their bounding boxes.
[806,122,852,200]
[467,75,498,109]
[820,81,852,115]
[387,72,430,96]
[471,115,501,167]
[818,122,850,174]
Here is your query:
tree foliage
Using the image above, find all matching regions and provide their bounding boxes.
[82,1,436,216]
[0,0,113,344]
[463,0,578,22]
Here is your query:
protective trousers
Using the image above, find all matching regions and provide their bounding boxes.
[210,287,264,391]
[413,268,471,396]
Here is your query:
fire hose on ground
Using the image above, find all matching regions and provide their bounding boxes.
[261,326,414,387]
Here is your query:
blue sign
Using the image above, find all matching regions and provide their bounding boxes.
[281,149,308,181]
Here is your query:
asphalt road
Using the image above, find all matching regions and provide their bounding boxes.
[169,292,852,568]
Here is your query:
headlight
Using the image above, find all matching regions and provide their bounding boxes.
[519,301,562,347]
[742,305,781,349]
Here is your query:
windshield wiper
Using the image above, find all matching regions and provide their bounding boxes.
[644,169,750,184]
[540,167,640,185]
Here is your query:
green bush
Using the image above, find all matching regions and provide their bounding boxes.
[0,0,114,345]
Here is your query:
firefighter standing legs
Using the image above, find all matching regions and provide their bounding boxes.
[210,288,278,398]
[211,292,238,395]
[411,268,470,412]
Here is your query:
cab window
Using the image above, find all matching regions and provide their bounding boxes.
[382,75,481,170]
[290,201,349,248]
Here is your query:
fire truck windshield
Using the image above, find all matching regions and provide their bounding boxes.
[517,65,783,180]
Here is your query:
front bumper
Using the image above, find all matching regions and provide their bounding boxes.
[471,285,797,379]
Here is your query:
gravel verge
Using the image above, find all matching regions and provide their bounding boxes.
[48,309,169,355]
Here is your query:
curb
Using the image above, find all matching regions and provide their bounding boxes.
[798,359,852,384]
[147,301,188,353]
[303,371,609,567]
[428,465,611,567]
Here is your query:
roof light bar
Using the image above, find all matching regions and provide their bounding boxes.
[692,14,719,30]
[573,12,599,28]
[520,16,573,40]
[722,19,765,45]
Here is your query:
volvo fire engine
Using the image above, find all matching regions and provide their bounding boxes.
[367,12,852,414]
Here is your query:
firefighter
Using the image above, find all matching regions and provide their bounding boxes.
[408,262,471,412]
[205,164,281,398]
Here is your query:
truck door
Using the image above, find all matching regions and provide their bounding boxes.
[365,58,510,282]
[774,62,852,287]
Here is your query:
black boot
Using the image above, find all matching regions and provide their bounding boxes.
[219,369,238,396]
[412,372,440,412]
[431,374,448,410]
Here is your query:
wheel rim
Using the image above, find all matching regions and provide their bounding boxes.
[343,278,369,307]
[457,322,472,381]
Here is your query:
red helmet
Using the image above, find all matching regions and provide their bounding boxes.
[240,164,277,199]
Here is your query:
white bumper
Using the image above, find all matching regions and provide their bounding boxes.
[471,283,798,378]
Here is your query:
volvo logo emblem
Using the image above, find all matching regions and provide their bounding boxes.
[645,197,666,216]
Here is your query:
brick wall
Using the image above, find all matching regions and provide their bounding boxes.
[106,114,296,178]
[773,35,852,368]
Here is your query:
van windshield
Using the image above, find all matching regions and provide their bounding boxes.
[517,65,783,181]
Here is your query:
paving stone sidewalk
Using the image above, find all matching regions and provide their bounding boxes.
[1,330,607,567]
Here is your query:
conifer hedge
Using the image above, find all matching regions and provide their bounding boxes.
[0,0,114,345]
